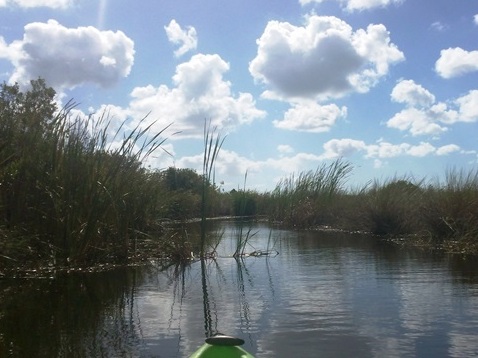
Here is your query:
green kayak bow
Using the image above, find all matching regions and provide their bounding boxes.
[190,335,255,358]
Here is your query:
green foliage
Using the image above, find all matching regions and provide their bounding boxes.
[0,79,169,269]
[361,178,423,235]
[267,159,353,227]
[230,189,258,216]
[2,78,478,269]
[421,169,478,247]
[162,167,203,192]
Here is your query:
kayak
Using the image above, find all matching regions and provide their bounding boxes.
[190,335,255,358]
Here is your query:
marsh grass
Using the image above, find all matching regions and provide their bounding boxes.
[268,159,353,227]
[263,161,478,254]
[360,177,424,235]
[0,80,170,269]
[419,168,478,251]
[200,121,225,257]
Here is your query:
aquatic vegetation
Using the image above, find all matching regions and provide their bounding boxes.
[2,78,478,275]
[419,168,478,252]
[267,159,353,227]
[0,80,169,270]
[200,121,225,257]
[361,177,424,235]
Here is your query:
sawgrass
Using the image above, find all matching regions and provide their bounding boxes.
[0,80,169,269]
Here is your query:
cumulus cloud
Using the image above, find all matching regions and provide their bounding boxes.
[436,144,460,156]
[435,47,478,78]
[125,54,265,138]
[299,0,404,12]
[164,19,198,58]
[387,108,449,136]
[391,79,435,107]
[320,138,461,160]
[455,90,478,122]
[321,138,367,158]
[273,102,347,132]
[174,148,329,189]
[3,20,134,90]
[249,15,404,101]
[385,79,478,136]
[0,0,72,8]
[474,14,478,25]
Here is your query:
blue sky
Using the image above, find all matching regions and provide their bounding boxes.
[1,0,477,191]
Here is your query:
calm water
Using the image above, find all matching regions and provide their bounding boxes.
[1,221,478,357]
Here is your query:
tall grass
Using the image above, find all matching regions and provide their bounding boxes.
[268,159,353,227]
[232,171,258,257]
[0,80,169,269]
[200,121,225,256]
[419,168,478,251]
[263,160,478,253]
[361,177,424,235]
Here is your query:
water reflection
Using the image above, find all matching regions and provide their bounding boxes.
[0,268,144,357]
[2,221,478,357]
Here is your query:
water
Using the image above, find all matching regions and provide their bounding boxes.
[1,220,478,357]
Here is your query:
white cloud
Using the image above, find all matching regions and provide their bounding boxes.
[0,37,9,59]
[387,79,467,136]
[273,102,347,132]
[366,141,411,158]
[391,79,435,107]
[125,54,265,138]
[436,144,460,156]
[277,144,295,154]
[249,15,403,101]
[388,81,478,136]
[321,138,461,160]
[435,47,478,79]
[474,14,478,25]
[175,148,327,189]
[455,90,478,122]
[387,108,449,136]
[344,0,404,11]
[321,138,367,158]
[299,0,404,12]
[163,138,466,191]
[430,21,448,32]
[176,149,259,180]
[267,152,325,173]
[0,0,72,8]
[164,19,198,58]
[5,20,134,90]
[405,142,436,157]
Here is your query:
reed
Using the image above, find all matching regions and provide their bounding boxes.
[267,159,353,227]
[200,121,225,256]
[420,168,478,251]
[360,177,424,235]
[0,80,169,268]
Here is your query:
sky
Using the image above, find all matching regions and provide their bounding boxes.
[0,0,477,192]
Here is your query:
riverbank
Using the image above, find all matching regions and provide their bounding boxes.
[1,80,478,277]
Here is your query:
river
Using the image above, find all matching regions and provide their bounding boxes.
[1,220,478,357]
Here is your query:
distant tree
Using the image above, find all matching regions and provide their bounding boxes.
[0,79,58,227]
[161,167,203,193]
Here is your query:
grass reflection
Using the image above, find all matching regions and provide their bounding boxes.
[0,268,144,357]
